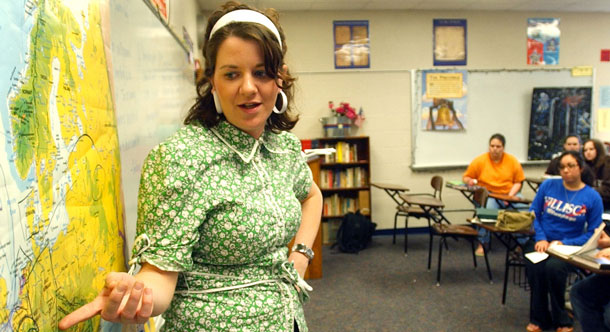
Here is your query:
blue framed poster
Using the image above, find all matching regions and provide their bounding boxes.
[433,19,467,66]
[333,20,370,69]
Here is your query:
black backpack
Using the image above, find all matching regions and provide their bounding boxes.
[333,211,377,254]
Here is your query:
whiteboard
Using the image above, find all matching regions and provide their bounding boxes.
[109,0,196,252]
[410,68,594,170]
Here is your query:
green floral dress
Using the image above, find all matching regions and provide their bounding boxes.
[131,120,313,332]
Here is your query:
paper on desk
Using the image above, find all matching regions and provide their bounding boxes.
[525,251,549,264]
[303,148,336,159]
[548,244,582,256]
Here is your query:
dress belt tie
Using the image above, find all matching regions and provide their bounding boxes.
[175,261,312,304]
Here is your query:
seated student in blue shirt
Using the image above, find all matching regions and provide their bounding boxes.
[526,151,603,332]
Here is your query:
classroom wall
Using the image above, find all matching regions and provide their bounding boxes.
[112,0,201,253]
[166,0,202,54]
[281,10,610,230]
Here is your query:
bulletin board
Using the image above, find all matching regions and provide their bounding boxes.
[410,68,594,170]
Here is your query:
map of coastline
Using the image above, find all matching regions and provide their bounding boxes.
[1,1,127,331]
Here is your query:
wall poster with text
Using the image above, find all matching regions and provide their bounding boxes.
[527,18,560,65]
[433,19,467,66]
[421,70,468,131]
[527,87,592,160]
[333,20,370,69]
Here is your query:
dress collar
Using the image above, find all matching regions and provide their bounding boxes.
[210,120,290,163]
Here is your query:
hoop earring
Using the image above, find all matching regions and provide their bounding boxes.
[273,90,288,114]
[213,91,223,114]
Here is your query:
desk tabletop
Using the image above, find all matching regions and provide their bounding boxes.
[371,182,410,192]
[488,192,533,204]
[547,251,610,275]
[525,177,545,185]
[468,218,534,235]
[399,193,444,208]
[445,182,479,192]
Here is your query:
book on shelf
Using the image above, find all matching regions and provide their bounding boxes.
[321,190,370,217]
[321,141,360,163]
[319,168,367,189]
[358,190,370,215]
[322,218,342,245]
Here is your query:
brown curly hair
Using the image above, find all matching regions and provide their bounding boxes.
[184,1,298,132]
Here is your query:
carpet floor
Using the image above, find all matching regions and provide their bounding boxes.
[303,233,583,332]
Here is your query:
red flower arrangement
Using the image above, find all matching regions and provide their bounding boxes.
[328,101,357,119]
[328,101,365,127]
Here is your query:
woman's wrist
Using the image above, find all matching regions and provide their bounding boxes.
[291,243,314,262]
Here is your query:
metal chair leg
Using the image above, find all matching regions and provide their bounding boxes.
[436,236,444,286]
[470,240,478,268]
[404,215,409,254]
[502,248,510,304]
[428,230,434,270]
[483,246,493,283]
[393,212,399,244]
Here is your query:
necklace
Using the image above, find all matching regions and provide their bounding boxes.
[563,186,580,205]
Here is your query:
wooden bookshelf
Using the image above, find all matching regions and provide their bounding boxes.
[316,136,371,244]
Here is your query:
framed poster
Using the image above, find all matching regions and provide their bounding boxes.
[527,18,560,65]
[421,70,468,131]
[333,20,370,69]
[433,19,467,66]
[527,87,592,160]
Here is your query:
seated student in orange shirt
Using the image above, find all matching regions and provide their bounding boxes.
[463,133,525,255]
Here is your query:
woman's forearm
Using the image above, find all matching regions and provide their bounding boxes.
[135,263,179,316]
[294,182,323,248]
[508,182,522,196]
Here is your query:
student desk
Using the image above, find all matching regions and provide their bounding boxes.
[469,219,534,304]
[525,177,545,193]
[445,182,480,207]
[398,194,449,225]
[488,192,532,209]
[371,182,410,207]
[546,251,610,276]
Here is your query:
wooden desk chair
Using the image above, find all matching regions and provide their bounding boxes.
[428,186,493,286]
[393,175,443,254]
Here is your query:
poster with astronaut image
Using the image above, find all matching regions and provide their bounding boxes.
[527,87,592,160]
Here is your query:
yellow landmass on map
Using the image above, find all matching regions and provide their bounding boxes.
[6,1,126,331]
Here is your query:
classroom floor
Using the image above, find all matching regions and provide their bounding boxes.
[304,233,583,332]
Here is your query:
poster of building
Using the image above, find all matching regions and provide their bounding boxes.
[527,18,560,65]
[527,87,592,160]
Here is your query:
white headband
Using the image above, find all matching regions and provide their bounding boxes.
[210,9,282,48]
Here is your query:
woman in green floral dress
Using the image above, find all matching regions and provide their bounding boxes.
[59,2,323,331]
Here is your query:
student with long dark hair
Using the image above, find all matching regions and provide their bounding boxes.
[526,151,603,332]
